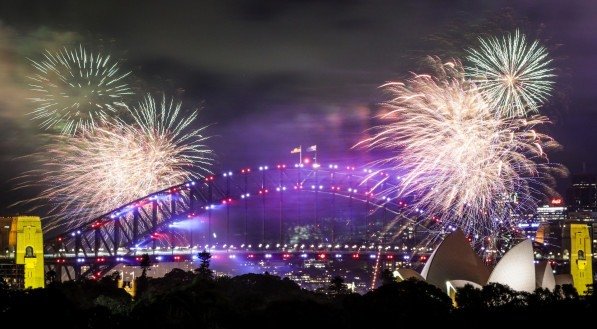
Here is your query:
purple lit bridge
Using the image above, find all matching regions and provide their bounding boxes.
[44,163,433,280]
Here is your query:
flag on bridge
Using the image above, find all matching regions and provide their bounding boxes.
[291,146,302,164]
[306,145,317,152]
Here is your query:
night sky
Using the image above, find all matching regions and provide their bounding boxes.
[0,0,596,213]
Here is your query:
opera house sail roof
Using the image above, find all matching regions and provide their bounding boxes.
[487,239,536,293]
[413,230,557,295]
[421,229,490,293]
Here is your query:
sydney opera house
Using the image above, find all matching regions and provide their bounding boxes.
[395,230,579,299]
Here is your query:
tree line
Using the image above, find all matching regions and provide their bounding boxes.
[0,252,595,328]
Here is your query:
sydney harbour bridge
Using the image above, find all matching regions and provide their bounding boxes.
[43,162,435,281]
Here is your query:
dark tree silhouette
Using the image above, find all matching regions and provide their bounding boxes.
[380,269,395,286]
[0,274,7,290]
[139,254,152,278]
[195,249,213,280]
[349,279,452,328]
[481,282,528,308]
[455,283,483,310]
[560,284,579,300]
[2,270,597,328]
[99,271,121,287]
[528,287,561,307]
[328,276,348,295]
[136,253,152,298]
[45,269,57,284]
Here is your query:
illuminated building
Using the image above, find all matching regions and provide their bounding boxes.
[562,222,593,295]
[567,174,597,212]
[564,176,597,266]
[534,199,566,246]
[517,222,541,240]
[0,216,45,289]
[534,222,562,248]
[567,210,597,222]
[421,230,489,293]
[536,199,566,222]
[394,268,424,282]
[414,230,561,301]
[515,199,565,241]
[487,240,536,292]
[535,261,556,291]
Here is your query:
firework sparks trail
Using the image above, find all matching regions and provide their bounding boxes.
[28,45,132,134]
[465,30,554,118]
[361,59,564,240]
[22,94,213,229]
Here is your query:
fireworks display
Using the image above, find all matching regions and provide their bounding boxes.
[465,30,554,118]
[28,45,132,134]
[18,29,564,245]
[31,94,212,228]
[363,60,563,238]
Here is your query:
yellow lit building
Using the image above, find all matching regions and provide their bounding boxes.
[0,216,45,289]
[566,223,593,295]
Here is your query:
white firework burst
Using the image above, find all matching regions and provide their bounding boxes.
[465,30,555,117]
[28,45,132,134]
[362,60,564,238]
[24,94,212,228]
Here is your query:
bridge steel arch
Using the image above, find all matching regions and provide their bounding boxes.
[44,163,429,280]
